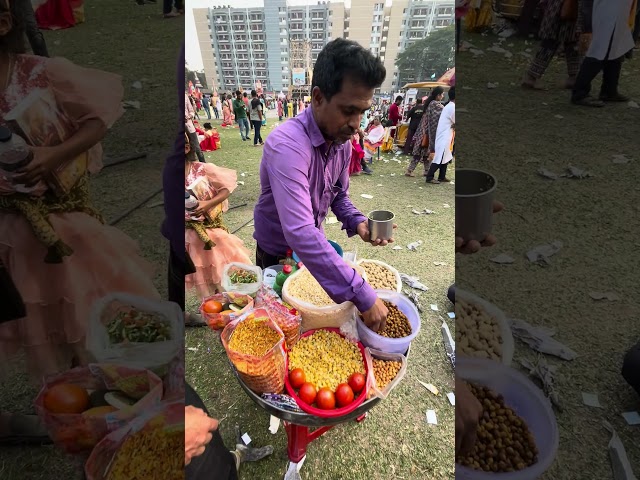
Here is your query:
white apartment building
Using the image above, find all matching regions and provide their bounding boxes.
[193,0,454,95]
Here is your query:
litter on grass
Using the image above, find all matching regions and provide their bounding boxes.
[433,262,447,266]
[603,421,637,480]
[589,291,620,301]
[582,392,601,408]
[269,415,281,434]
[510,318,577,360]
[360,194,374,199]
[236,181,245,186]
[447,392,455,406]
[418,381,439,396]
[407,240,423,251]
[562,165,592,178]
[520,357,562,410]
[404,289,423,312]
[241,433,252,445]
[392,245,403,250]
[490,253,515,264]
[447,312,455,319]
[400,274,428,291]
[612,154,631,164]
[412,209,436,215]
[325,216,339,225]
[426,410,438,425]
[538,168,559,180]
[526,240,563,265]
[622,411,640,426]
[430,304,439,311]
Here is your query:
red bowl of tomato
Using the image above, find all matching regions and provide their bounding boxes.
[284,328,370,419]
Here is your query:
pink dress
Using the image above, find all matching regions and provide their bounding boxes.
[185,162,251,298]
[0,55,159,379]
[349,134,364,176]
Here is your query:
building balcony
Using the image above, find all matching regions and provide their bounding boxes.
[250,17,262,22]
[383,26,388,31]
[218,37,229,42]
[233,17,245,23]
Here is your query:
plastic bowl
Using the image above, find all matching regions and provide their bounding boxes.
[456,357,559,480]
[292,240,343,264]
[356,290,421,354]
[456,289,514,367]
[284,328,369,418]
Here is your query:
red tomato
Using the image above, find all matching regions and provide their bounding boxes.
[316,387,336,410]
[289,368,306,389]
[43,384,90,414]
[335,383,354,407]
[298,382,317,405]
[348,373,366,394]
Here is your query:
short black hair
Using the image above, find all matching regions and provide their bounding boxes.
[395,96,403,103]
[251,89,257,96]
[243,92,248,97]
[312,38,386,101]
[448,86,455,101]
[235,90,241,96]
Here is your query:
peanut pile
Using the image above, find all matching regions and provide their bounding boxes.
[368,301,411,338]
[361,261,398,291]
[288,330,364,391]
[458,383,538,473]
[456,298,503,361]
[229,318,281,356]
[287,269,335,307]
[372,358,402,389]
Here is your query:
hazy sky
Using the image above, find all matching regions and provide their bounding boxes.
[186,0,395,70]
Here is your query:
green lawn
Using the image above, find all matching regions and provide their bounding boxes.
[185,111,456,479]
[456,32,640,479]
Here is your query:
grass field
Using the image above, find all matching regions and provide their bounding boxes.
[185,112,457,479]
[457,31,640,479]
[0,3,180,478]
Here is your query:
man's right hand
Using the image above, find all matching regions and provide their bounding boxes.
[360,297,388,333]
[455,378,483,457]
[185,406,219,466]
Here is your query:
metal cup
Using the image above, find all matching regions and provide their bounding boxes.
[455,169,497,242]
[368,210,395,241]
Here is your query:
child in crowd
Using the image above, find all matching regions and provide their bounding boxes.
[184,133,251,298]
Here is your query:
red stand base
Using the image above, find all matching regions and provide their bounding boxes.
[283,414,368,464]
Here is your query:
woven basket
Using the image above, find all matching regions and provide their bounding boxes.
[221,308,287,394]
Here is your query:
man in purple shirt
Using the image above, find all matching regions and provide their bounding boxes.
[253,38,393,332]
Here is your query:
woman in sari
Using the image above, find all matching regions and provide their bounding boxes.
[363,116,385,162]
[406,87,444,177]
[221,94,233,127]
[348,133,364,176]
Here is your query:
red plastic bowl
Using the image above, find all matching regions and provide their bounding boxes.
[284,327,369,418]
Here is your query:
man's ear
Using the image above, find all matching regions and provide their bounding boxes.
[311,86,324,107]
[0,12,12,37]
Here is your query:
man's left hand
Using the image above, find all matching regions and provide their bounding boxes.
[357,221,397,246]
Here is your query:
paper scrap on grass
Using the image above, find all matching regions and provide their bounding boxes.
[434,261,447,266]
[488,45,508,54]
[132,81,142,89]
[527,240,563,265]
[562,165,592,179]
[122,100,141,109]
[582,392,601,408]
[377,184,383,187]
[613,154,632,164]
[426,410,438,425]
[520,357,562,410]
[400,273,428,291]
[628,100,639,109]
[390,173,396,176]
[554,114,564,119]
[187,347,198,352]
[470,48,485,56]
[360,194,374,199]
[589,291,620,301]
[404,289,423,312]
[457,108,469,113]
[392,245,403,250]
[447,312,455,319]
[490,253,515,264]
[538,168,559,180]
[418,381,439,396]
[240,172,246,177]
[447,392,455,406]
[603,421,637,480]
[443,203,450,208]
[622,411,640,426]
[430,304,439,311]
[269,415,281,434]
[236,181,245,186]
[412,208,435,215]
[325,216,339,225]
[241,433,252,445]
[510,318,577,360]
[407,240,423,251]
[487,82,498,89]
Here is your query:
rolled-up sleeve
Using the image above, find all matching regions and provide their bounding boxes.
[264,141,377,313]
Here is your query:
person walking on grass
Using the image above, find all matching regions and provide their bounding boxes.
[522,0,581,90]
[249,90,265,147]
[406,87,444,177]
[402,96,427,154]
[202,95,211,120]
[277,98,283,121]
[186,92,205,163]
[426,86,455,184]
[571,0,635,107]
[232,90,250,141]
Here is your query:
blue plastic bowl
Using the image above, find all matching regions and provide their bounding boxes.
[292,240,343,263]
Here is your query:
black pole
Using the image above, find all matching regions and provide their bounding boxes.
[109,187,163,226]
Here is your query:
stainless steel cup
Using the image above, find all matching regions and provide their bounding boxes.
[455,169,497,242]
[368,210,395,241]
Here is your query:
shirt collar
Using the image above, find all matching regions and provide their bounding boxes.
[301,107,327,150]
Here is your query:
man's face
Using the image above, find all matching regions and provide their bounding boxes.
[312,77,373,145]
[236,93,242,100]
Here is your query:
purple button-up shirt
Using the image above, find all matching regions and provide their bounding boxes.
[253,107,377,313]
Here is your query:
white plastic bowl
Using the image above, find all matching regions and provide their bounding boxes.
[356,290,421,354]
[456,357,559,480]
[456,289,514,366]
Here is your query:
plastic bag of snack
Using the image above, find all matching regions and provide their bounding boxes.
[86,293,184,377]
[255,285,302,349]
[221,307,287,394]
[34,364,163,454]
[364,348,407,400]
[221,263,262,297]
[85,400,183,480]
